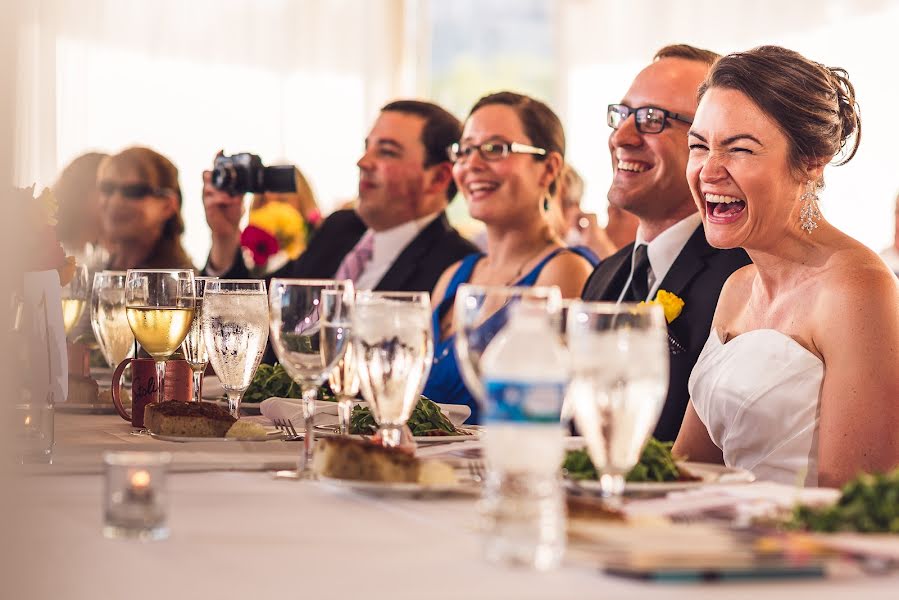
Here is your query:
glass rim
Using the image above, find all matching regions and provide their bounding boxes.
[456,283,561,296]
[204,279,267,292]
[355,290,429,300]
[103,451,172,467]
[269,277,351,287]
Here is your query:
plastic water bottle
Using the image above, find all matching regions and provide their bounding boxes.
[478,303,569,570]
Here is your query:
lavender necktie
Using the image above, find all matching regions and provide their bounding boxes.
[334,232,375,282]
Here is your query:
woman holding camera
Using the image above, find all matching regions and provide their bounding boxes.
[99,146,194,271]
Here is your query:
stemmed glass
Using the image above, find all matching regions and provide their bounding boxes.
[353,291,433,448]
[181,276,217,403]
[124,270,195,404]
[453,284,563,406]
[565,301,669,504]
[269,279,354,476]
[201,280,269,418]
[90,271,134,369]
[62,263,89,337]
[321,289,359,435]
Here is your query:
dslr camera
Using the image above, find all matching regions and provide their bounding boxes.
[211,153,297,195]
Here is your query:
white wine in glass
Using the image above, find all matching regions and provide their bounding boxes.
[91,271,134,368]
[125,269,195,406]
[201,280,269,418]
[61,264,89,336]
[353,291,433,448]
[566,301,669,503]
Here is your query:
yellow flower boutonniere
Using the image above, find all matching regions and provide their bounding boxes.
[639,289,684,324]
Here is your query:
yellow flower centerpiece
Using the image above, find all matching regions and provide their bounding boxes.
[640,289,684,324]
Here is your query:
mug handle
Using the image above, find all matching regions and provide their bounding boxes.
[110,357,133,422]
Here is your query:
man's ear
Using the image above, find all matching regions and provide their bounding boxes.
[425,162,454,197]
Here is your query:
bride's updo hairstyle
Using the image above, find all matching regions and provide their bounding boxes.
[696,45,861,175]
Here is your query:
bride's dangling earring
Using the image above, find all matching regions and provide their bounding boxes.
[799,179,822,234]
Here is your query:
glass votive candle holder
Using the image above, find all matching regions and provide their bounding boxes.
[103,451,172,541]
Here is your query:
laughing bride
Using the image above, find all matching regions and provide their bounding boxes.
[672,45,899,488]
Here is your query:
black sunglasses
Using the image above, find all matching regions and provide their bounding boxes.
[98,181,171,199]
[607,104,693,134]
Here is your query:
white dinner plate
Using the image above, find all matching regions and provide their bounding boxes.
[316,475,476,497]
[569,461,755,493]
[57,403,118,415]
[313,424,480,445]
[147,431,286,443]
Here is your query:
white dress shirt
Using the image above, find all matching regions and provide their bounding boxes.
[353,212,442,291]
[617,212,702,303]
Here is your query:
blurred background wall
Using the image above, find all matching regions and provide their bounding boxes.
[13,0,899,264]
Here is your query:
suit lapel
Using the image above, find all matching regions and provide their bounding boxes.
[375,212,449,291]
[593,245,633,301]
[656,225,712,299]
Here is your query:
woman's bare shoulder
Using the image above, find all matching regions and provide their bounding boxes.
[537,248,594,298]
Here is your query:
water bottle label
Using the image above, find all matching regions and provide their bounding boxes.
[484,379,566,423]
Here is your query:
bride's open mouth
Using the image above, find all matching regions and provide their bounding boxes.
[705,193,746,224]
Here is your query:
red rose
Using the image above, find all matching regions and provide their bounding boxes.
[240,225,280,266]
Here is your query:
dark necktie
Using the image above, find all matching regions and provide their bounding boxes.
[626,244,654,301]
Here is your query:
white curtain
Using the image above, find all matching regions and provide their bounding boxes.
[558,0,899,252]
[15,0,412,264]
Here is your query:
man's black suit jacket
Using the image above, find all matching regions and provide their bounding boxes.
[220,209,478,292]
[580,224,751,442]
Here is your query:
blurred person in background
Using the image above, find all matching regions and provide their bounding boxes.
[98,146,194,271]
[425,91,595,422]
[879,191,899,274]
[54,152,110,271]
[545,163,639,263]
[203,100,477,292]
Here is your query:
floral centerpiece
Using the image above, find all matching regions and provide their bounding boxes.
[240,201,307,275]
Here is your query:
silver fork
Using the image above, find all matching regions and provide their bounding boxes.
[272,419,302,441]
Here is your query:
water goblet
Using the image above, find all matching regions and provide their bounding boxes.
[353,291,433,448]
[269,279,354,477]
[90,271,134,369]
[62,263,89,337]
[453,284,563,407]
[125,270,195,405]
[565,300,669,504]
[321,289,358,435]
[181,276,217,402]
[201,280,269,418]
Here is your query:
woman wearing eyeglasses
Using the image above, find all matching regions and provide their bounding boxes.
[98,146,194,271]
[423,91,594,424]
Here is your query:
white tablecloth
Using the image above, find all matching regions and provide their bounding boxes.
[4,414,899,599]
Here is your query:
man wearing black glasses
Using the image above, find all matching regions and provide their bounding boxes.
[203,100,477,293]
[581,45,751,443]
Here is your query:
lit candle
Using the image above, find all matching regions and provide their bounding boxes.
[126,469,154,503]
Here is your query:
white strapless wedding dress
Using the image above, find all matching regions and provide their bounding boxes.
[689,329,825,486]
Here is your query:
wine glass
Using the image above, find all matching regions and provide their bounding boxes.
[181,276,217,403]
[321,289,358,435]
[453,284,563,406]
[124,269,195,405]
[201,279,269,418]
[353,291,433,448]
[90,271,134,369]
[269,279,354,476]
[565,300,669,504]
[62,263,89,337]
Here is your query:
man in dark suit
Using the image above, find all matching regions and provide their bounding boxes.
[581,45,751,442]
[202,100,478,291]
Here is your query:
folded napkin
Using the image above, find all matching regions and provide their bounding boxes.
[624,481,840,520]
[258,397,472,429]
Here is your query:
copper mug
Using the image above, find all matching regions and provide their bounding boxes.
[111,358,193,427]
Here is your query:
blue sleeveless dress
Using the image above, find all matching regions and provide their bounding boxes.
[423,247,596,424]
